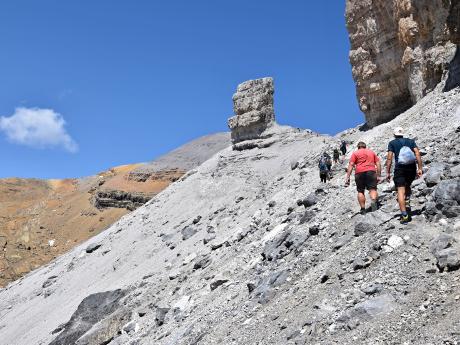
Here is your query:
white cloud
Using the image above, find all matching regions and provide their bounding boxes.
[0,107,78,152]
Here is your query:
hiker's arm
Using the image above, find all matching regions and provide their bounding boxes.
[413,147,423,177]
[376,160,382,180]
[386,151,393,181]
[345,162,354,183]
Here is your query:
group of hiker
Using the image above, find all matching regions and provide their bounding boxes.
[319,127,423,224]
[318,141,347,183]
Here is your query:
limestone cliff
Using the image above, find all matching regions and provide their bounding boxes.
[346,0,460,126]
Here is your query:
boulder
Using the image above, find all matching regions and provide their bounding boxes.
[435,248,460,271]
[227,77,275,144]
[353,212,391,236]
[425,163,447,186]
[351,294,397,319]
[434,179,460,205]
[49,289,128,345]
[430,234,460,271]
[450,165,460,178]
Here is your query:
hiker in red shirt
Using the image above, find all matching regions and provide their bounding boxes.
[345,141,381,214]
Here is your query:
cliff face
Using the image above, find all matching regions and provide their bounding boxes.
[346,0,460,126]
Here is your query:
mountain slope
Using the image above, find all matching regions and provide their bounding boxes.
[0,88,459,344]
[0,133,230,287]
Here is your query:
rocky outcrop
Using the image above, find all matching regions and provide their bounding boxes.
[346,0,460,126]
[127,169,183,183]
[49,289,129,345]
[227,77,275,144]
[92,190,152,211]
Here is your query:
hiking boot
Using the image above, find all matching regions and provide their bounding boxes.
[371,200,378,212]
[360,208,366,215]
[399,214,410,224]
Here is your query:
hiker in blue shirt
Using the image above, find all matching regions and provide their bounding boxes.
[386,127,423,224]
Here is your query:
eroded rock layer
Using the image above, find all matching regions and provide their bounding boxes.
[346,0,460,126]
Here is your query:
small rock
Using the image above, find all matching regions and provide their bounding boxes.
[309,226,320,236]
[387,235,404,249]
[203,232,216,244]
[122,320,139,334]
[352,258,371,270]
[85,243,101,254]
[210,277,229,291]
[42,275,58,289]
[443,206,460,218]
[193,255,212,270]
[362,283,383,295]
[301,194,318,208]
[155,307,170,326]
[181,226,198,240]
[299,210,315,225]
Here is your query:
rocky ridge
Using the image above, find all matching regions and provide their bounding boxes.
[0,80,459,344]
[346,0,460,126]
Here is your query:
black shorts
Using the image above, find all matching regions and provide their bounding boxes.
[394,165,416,188]
[355,171,377,193]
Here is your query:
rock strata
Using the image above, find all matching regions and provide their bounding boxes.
[92,190,152,211]
[227,77,275,144]
[346,0,460,126]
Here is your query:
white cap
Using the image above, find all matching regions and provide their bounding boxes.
[393,127,404,136]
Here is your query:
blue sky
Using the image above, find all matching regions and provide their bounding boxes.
[0,1,361,179]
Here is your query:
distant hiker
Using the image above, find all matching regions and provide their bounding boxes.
[345,141,381,214]
[340,141,347,156]
[333,148,340,164]
[319,153,332,182]
[324,152,332,172]
[386,127,423,224]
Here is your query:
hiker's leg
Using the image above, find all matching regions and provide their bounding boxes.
[397,186,406,212]
[369,189,378,202]
[357,192,366,209]
[405,184,412,199]
[369,189,378,211]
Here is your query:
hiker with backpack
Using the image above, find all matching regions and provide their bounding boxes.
[333,148,340,164]
[386,127,423,224]
[345,141,381,214]
[340,141,347,156]
[319,152,332,182]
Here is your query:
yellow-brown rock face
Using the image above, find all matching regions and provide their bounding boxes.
[346,0,460,126]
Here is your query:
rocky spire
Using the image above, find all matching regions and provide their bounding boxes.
[227,77,275,144]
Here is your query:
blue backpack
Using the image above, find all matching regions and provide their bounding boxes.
[319,157,329,172]
[398,146,416,165]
